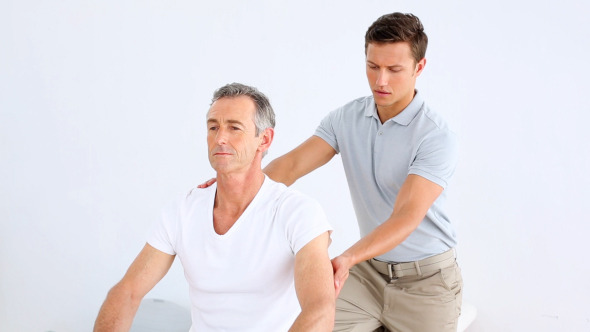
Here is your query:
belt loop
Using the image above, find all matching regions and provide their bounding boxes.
[387,263,396,282]
[414,261,422,276]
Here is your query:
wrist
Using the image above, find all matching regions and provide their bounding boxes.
[338,251,357,268]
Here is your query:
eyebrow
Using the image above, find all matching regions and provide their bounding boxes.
[367,60,404,68]
[207,119,245,126]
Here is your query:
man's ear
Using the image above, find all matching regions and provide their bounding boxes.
[414,58,427,77]
[258,127,274,153]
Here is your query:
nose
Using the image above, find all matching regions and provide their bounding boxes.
[215,128,228,145]
[376,70,388,87]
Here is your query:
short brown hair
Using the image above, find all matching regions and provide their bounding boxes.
[364,12,428,63]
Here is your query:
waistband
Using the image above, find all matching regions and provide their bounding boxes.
[369,248,456,281]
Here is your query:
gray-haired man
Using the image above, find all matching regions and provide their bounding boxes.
[94,83,335,332]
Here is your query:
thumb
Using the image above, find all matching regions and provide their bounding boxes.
[334,271,347,298]
[333,267,345,287]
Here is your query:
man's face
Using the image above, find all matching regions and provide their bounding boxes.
[365,42,425,116]
[206,96,266,174]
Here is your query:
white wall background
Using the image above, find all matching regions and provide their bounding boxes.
[2,1,589,331]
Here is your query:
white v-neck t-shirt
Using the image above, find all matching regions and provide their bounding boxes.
[147,176,332,331]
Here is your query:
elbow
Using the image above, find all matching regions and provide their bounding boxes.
[302,298,336,331]
[321,300,336,331]
[106,281,143,308]
[94,282,143,332]
[264,157,298,186]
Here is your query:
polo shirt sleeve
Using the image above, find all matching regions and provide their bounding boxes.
[146,197,180,256]
[408,129,458,189]
[314,109,341,153]
[278,192,333,255]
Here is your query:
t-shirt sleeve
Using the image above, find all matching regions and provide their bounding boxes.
[314,109,340,153]
[279,193,333,255]
[408,129,458,189]
[146,197,180,256]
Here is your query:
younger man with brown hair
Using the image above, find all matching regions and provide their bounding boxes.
[264,13,463,331]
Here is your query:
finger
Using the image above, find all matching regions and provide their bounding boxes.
[334,287,342,298]
[335,283,343,298]
[333,270,344,288]
[341,271,349,285]
[334,271,348,298]
[197,178,217,188]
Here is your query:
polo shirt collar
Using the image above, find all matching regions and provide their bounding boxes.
[366,90,424,126]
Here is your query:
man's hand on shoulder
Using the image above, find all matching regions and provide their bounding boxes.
[197,178,217,188]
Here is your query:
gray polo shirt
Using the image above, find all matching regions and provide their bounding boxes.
[315,91,458,262]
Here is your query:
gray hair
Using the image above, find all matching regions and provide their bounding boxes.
[210,82,276,136]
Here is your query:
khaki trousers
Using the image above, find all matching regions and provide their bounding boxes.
[334,257,463,332]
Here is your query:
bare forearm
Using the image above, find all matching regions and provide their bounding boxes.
[94,285,142,332]
[264,156,298,186]
[94,244,174,331]
[341,174,444,265]
[264,136,337,186]
[331,215,420,296]
[289,300,335,332]
[342,214,419,265]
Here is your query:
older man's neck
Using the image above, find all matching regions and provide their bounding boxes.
[215,170,265,212]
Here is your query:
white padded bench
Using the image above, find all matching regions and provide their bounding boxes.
[131,298,477,332]
[458,302,477,331]
[130,298,191,332]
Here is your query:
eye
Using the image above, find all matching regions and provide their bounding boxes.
[231,126,241,131]
[208,126,218,131]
